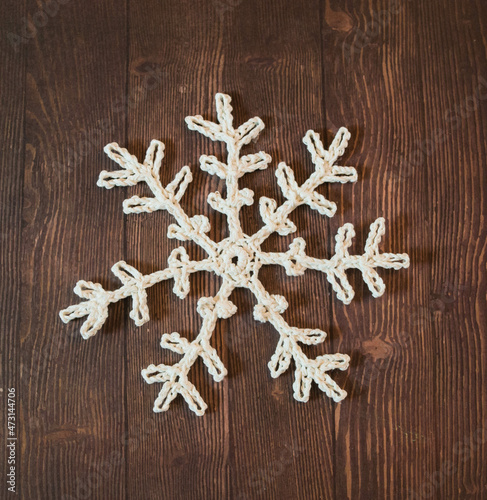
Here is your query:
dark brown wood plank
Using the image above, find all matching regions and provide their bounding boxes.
[417,1,487,498]
[0,1,26,497]
[222,2,338,499]
[123,1,338,499]
[123,2,231,498]
[122,3,234,499]
[18,0,128,498]
[322,1,437,498]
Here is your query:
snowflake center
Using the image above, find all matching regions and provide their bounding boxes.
[216,236,262,286]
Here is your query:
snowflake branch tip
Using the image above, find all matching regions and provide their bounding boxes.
[328,218,410,302]
[303,127,355,179]
[186,93,265,151]
[141,364,208,416]
[99,140,164,189]
[293,352,350,403]
[59,262,151,338]
[98,140,196,221]
[364,217,410,270]
[59,281,110,339]
[265,321,350,403]
[248,278,350,403]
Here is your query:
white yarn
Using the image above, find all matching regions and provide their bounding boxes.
[60,93,409,416]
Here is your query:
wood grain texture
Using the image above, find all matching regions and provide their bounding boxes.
[1,0,485,499]
[417,1,487,498]
[16,0,128,498]
[323,1,437,498]
[0,0,26,496]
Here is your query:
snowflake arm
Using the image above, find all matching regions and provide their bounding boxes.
[60,137,225,338]
[248,278,350,402]
[99,139,217,256]
[257,217,410,305]
[59,253,216,339]
[253,128,357,244]
[185,93,271,241]
[141,279,237,415]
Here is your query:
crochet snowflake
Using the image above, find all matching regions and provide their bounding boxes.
[60,93,409,416]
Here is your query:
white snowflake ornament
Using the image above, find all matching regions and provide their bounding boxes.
[60,93,409,416]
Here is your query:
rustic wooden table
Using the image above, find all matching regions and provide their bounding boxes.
[1,0,486,498]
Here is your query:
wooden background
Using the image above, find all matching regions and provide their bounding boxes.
[1,0,486,498]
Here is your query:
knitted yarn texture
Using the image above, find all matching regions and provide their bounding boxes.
[60,93,410,416]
